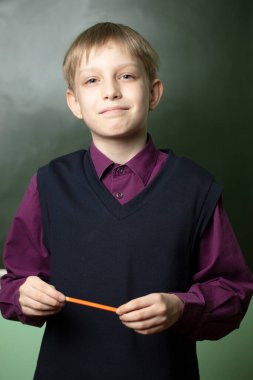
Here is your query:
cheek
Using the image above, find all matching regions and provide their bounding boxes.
[78,93,95,113]
[137,83,151,108]
[137,92,151,113]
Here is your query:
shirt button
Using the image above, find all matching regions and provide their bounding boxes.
[116,167,124,174]
[115,192,124,199]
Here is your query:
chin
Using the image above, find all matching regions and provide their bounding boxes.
[108,128,143,140]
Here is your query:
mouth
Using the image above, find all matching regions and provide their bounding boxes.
[99,106,129,114]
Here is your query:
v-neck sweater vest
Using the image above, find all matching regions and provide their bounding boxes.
[35,149,222,380]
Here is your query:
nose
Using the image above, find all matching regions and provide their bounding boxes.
[102,78,122,100]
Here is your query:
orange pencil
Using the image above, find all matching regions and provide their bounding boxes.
[66,296,117,313]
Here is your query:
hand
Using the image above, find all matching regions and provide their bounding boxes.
[116,293,184,335]
[19,276,65,317]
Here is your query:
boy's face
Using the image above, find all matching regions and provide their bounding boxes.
[67,40,162,145]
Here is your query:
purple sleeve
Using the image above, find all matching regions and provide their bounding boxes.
[173,198,253,340]
[0,175,50,327]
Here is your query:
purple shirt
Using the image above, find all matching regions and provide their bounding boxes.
[89,138,168,204]
[1,137,253,340]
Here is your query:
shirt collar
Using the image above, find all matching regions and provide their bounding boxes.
[89,134,159,185]
[125,135,159,185]
[89,142,114,179]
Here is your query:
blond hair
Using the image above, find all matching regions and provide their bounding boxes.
[63,22,160,91]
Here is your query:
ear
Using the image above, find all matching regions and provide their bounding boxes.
[66,89,83,119]
[149,79,163,111]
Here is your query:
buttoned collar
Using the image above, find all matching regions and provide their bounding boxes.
[89,134,159,186]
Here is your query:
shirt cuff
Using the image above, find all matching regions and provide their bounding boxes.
[171,292,205,337]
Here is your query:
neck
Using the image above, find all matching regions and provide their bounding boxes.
[91,132,148,164]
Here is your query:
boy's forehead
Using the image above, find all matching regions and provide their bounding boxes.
[79,40,140,69]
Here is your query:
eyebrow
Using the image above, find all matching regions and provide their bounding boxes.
[78,62,140,76]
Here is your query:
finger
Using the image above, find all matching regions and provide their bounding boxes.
[21,305,63,317]
[21,277,65,304]
[33,287,65,307]
[116,293,157,315]
[134,325,165,335]
[32,280,65,303]
[20,293,64,312]
[119,303,158,322]
[121,315,164,331]
[20,279,65,311]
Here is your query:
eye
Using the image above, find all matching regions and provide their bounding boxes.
[120,74,134,80]
[85,77,97,85]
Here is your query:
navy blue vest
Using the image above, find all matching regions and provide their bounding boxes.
[35,149,222,380]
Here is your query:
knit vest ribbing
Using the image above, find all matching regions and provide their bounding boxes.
[34,149,222,380]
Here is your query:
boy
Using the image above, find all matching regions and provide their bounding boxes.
[0,22,253,379]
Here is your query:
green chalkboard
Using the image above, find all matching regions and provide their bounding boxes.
[0,0,252,271]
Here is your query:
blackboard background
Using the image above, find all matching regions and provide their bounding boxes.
[0,0,252,270]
